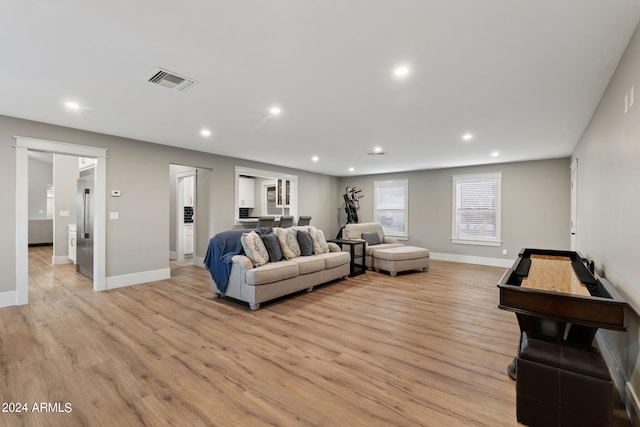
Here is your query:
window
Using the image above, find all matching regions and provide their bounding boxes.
[451,172,502,246]
[374,179,408,238]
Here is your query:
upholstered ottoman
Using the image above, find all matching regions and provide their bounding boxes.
[516,335,614,427]
[373,246,430,276]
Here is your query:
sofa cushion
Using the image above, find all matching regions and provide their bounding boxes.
[290,256,325,274]
[261,233,283,262]
[297,231,314,256]
[273,227,301,259]
[241,231,269,267]
[366,243,404,257]
[373,246,430,261]
[246,261,299,285]
[361,231,381,246]
[322,251,351,269]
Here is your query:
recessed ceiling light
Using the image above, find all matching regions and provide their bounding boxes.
[269,106,282,115]
[491,151,500,157]
[200,129,211,137]
[311,156,319,162]
[374,146,383,153]
[393,64,411,79]
[349,167,355,172]
[64,101,80,111]
[462,133,473,141]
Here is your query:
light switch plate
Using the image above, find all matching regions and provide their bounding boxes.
[59,210,70,217]
[109,212,119,220]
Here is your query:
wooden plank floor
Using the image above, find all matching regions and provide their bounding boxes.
[0,246,629,426]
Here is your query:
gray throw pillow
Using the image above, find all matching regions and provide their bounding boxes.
[297,231,314,256]
[261,233,283,262]
[361,231,381,246]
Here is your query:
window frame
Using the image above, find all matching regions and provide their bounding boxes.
[374,179,409,239]
[451,172,502,247]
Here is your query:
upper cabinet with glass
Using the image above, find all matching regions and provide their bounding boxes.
[234,166,297,224]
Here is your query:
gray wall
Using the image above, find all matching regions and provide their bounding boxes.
[0,114,340,293]
[52,154,79,260]
[572,24,640,423]
[338,158,571,260]
[28,156,52,219]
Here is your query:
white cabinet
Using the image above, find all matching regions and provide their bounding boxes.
[79,157,96,170]
[238,177,255,208]
[183,175,195,207]
[184,224,194,255]
[68,224,77,264]
[276,179,290,207]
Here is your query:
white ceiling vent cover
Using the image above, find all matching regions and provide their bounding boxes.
[147,68,197,91]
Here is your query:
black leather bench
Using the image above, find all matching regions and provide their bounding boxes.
[516,333,613,427]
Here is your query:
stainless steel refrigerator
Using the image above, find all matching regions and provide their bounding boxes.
[76,168,94,279]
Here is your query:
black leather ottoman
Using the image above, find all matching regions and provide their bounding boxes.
[516,335,613,427]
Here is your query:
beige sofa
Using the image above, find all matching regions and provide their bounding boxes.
[212,232,350,310]
[342,222,405,269]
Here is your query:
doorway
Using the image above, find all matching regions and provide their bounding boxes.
[570,158,578,251]
[15,136,107,305]
[169,164,214,269]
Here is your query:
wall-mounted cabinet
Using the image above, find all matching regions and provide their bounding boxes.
[276,179,290,207]
[183,175,195,207]
[78,157,96,170]
[239,177,255,208]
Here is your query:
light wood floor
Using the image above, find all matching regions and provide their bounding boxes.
[0,246,629,426]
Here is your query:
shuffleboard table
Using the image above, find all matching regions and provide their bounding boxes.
[497,248,626,379]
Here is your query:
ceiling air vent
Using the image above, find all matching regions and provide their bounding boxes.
[147,68,197,92]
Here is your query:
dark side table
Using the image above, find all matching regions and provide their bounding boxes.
[328,239,366,276]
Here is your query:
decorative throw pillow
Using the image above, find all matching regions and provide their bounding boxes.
[261,233,283,262]
[308,226,330,254]
[240,231,269,267]
[361,231,381,246]
[274,227,301,259]
[297,231,314,256]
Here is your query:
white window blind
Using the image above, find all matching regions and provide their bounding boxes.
[374,179,408,238]
[451,173,502,246]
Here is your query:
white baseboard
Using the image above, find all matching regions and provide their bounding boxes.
[105,268,171,290]
[430,252,514,268]
[169,251,177,261]
[596,332,639,423]
[193,256,205,268]
[0,291,17,308]
[52,255,72,265]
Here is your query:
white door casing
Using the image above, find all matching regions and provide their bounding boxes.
[14,136,107,305]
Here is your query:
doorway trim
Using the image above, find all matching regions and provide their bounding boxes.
[570,158,578,251]
[14,136,108,305]
[175,169,196,262]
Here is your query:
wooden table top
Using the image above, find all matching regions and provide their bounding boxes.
[521,255,591,297]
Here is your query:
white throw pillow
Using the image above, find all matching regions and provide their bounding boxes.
[241,231,269,267]
[308,226,330,254]
[273,227,301,259]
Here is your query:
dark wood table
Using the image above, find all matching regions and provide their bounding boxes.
[328,239,366,276]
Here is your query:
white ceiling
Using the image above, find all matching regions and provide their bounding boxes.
[2,1,639,176]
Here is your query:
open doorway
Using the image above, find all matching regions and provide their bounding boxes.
[14,137,107,306]
[26,152,95,300]
[169,164,214,271]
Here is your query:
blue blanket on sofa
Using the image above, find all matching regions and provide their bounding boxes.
[203,228,270,293]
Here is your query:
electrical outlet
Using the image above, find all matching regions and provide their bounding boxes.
[502,249,508,256]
